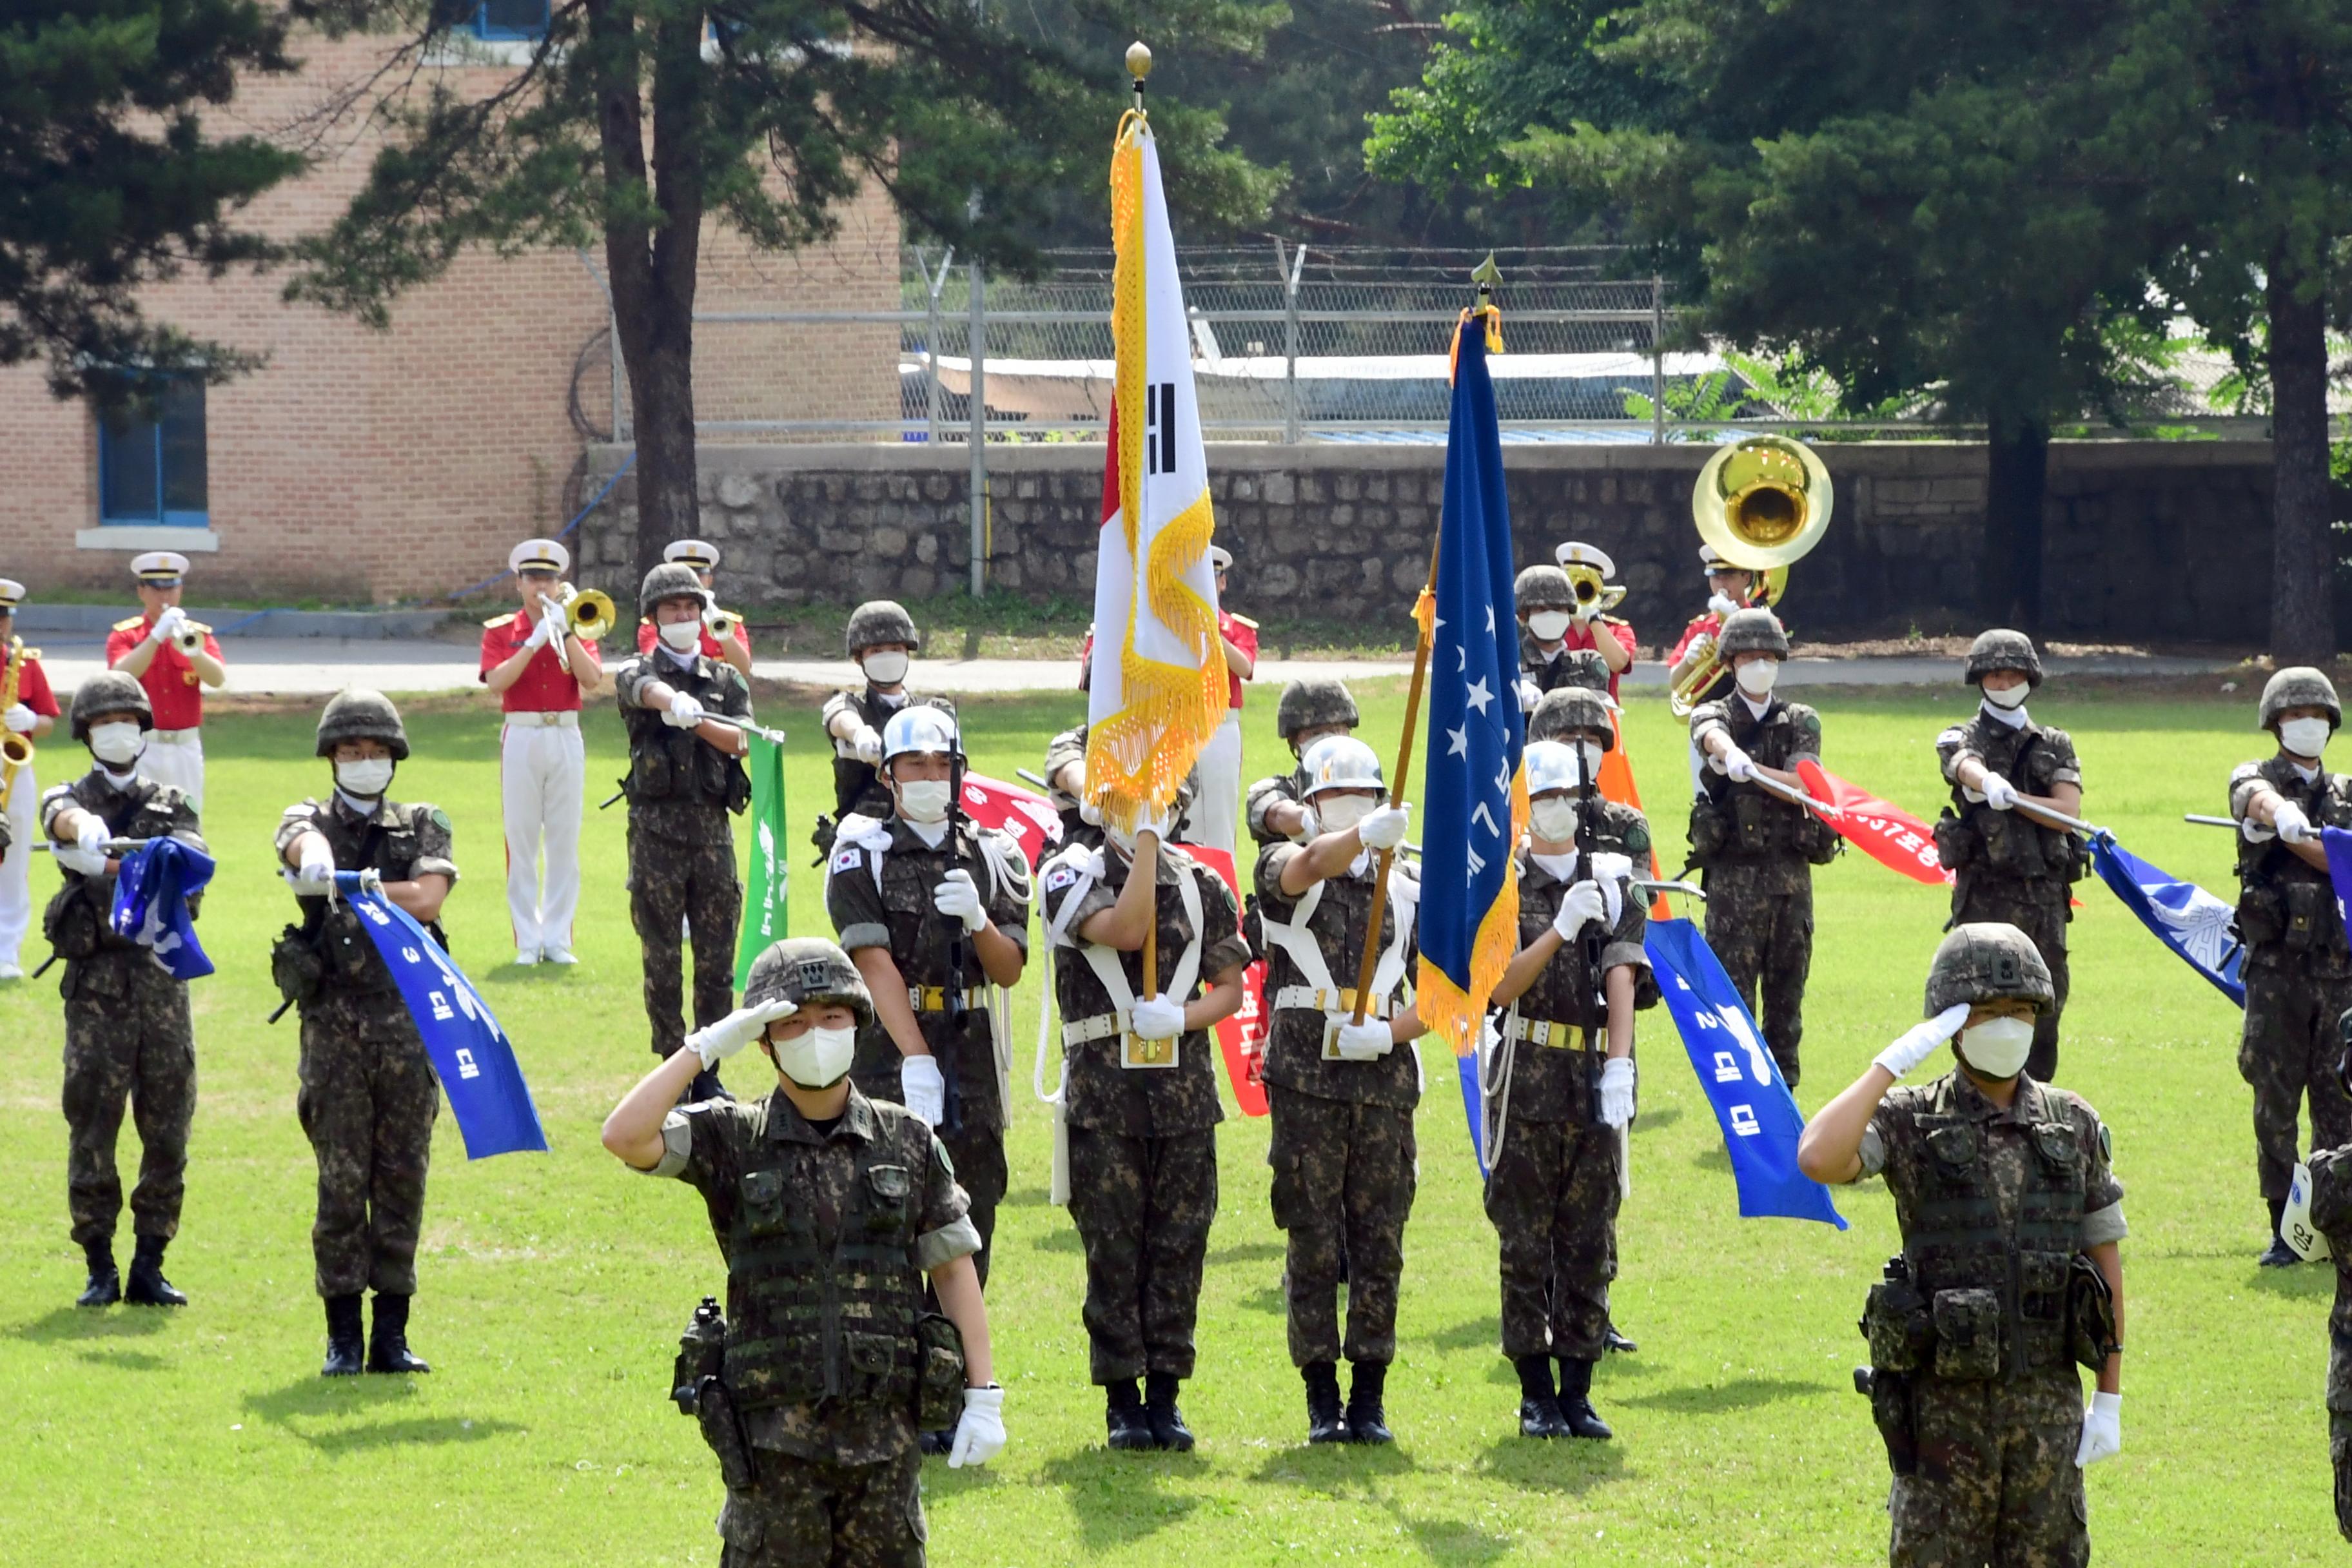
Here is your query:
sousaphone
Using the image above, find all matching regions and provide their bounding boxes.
[1670,435,1834,717]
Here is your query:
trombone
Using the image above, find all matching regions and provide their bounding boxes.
[1668,435,1834,718]
[704,605,741,643]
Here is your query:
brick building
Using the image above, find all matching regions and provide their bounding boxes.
[0,23,900,604]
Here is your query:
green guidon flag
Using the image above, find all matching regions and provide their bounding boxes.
[735,730,790,988]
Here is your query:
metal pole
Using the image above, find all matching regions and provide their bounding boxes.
[926,246,952,446]
[1281,239,1304,445]
[1650,273,1666,446]
[968,250,986,598]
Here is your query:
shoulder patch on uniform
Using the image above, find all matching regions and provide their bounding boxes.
[1044,863,1079,891]
[429,807,453,832]
[483,612,518,629]
[832,845,866,876]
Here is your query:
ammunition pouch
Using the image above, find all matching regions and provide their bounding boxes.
[270,925,324,1008]
[2066,1252,2119,1371]
[1861,1271,1934,1374]
[914,1311,968,1430]
[2236,883,2287,948]
[1685,798,1730,865]
[1932,809,1978,873]
[1928,1288,2005,1380]
[1798,808,1841,865]
[631,732,683,801]
[41,883,104,963]
[694,1376,758,1492]
[2284,879,2338,953]
[1976,807,2048,877]
[1855,1366,1918,1476]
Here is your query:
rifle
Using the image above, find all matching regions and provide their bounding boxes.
[1576,764,1609,1124]
[938,719,970,1135]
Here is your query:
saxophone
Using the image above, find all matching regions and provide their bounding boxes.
[0,636,31,813]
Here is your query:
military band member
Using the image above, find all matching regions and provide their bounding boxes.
[1522,544,1635,703]
[636,538,754,678]
[616,564,755,1098]
[828,707,1030,1284]
[602,938,1005,1565]
[43,671,204,1309]
[1485,739,1651,1440]
[1041,785,1249,1449]
[481,538,603,967]
[0,577,61,979]
[2227,667,2352,1265]
[819,600,931,852]
[1933,630,2084,1083]
[1255,736,1423,1444]
[105,551,224,808]
[1664,544,1763,715]
[1687,610,1836,1086]
[1246,678,1360,847]
[273,690,455,1375]
[1798,923,2126,1568]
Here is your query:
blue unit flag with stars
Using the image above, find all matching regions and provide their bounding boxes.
[1415,313,1527,1164]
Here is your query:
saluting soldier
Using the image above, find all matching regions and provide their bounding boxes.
[616,562,755,1099]
[42,671,205,1309]
[104,551,225,808]
[0,576,62,980]
[1687,610,1837,1087]
[827,706,1030,1284]
[1798,923,2126,1568]
[1041,783,1249,1451]
[818,601,936,856]
[1245,678,1360,847]
[1254,735,1423,1444]
[600,937,1006,1563]
[636,539,754,679]
[2226,667,2352,1265]
[1485,738,1652,1440]
[273,690,455,1375]
[1933,630,2085,1083]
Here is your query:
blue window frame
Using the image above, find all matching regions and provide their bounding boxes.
[473,0,549,39]
[98,378,208,528]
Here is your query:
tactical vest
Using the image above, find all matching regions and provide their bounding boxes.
[303,801,447,998]
[828,687,901,819]
[1887,1077,2086,1380]
[1689,699,1835,866]
[623,658,752,811]
[1933,720,2080,885]
[42,776,186,966]
[721,1103,930,1414]
[2234,758,2352,963]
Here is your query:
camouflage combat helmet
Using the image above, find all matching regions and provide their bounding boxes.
[639,562,709,612]
[68,671,153,741]
[1277,677,1358,742]
[845,599,919,656]
[743,936,876,1027]
[315,688,409,760]
[1718,608,1790,661]
[1923,922,2055,1016]
[1514,565,1576,614]
[1963,628,2043,689]
[2259,665,2341,732]
[1528,687,1617,752]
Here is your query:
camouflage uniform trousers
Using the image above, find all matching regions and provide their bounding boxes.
[1887,1374,2088,1568]
[1482,1113,1618,1361]
[719,1447,924,1568]
[1703,857,1814,1086]
[297,992,440,1297]
[1953,880,2070,1083]
[61,957,197,1248]
[629,826,742,1059]
[1064,1124,1218,1384]
[2239,961,2352,1202]
[1267,1084,1417,1367]
[2333,1340,2352,1544]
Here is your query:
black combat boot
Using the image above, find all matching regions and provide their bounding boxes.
[1302,1361,1349,1444]
[1556,1357,1614,1440]
[1603,1321,1638,1355]
[1144,1371,1195,1451]
[366,1292,431,1374]
[1515,1355,1567,1438]
[76,1239,120,1308]
[2260,1199,2300,1267]
[1106,1378,1155,1451]
[1344,1360,1393,1446]
[321,1293,365,1377]
[124,1235,188,1307]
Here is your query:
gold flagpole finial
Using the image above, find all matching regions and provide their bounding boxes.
[1126,41,1153,111]
[1471,251,1502,308]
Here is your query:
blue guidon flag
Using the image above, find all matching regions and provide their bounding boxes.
[1415,310,1527,1164]
[2090,831,2244,1006]
[110,838,215,981]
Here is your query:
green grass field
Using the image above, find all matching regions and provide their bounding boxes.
[0,678,2337,1565]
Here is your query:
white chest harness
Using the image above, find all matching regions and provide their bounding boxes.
[1257,860,1420,1035]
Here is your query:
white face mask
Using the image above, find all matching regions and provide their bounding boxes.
[896,778,953,823]
[1529,796,1580,843]
[1957,1015,2035,1081]
[1314,794,1374,835]
[862,650,911,687]
[2280,717,2334,760]
[1527,611,1573,643]
[1982,682,2030,711]
[1735,660,1779,698]
[336,758,395,798]
[774,1023,858,1089]
[658,619,703,653]
[88,721,144,767]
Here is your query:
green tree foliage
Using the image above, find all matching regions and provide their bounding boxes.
[0,0,305,410]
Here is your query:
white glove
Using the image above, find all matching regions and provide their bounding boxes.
[2274,800,2317,844]
[1334,1019,1393,1060]
[1291,804,1318,843]
[2240,811,2277,843]
[932,869,986,933]
[1591,851,1634,889]
[1979,772,2019,812]
[523,612,556,651]
[1569,596,1599,624]
[1874,1003,1974,1079]
[665,691,705,729]
[1130,995,1187,1041]
[1127,805,1173,845]
[1357,802,1409,851]
[1714,743,1757,783]
[1598,1056,1636,1128]
[54,845,108,877]
[75,814,110,855]
[1682,631,1716,666]
[685,999,794,1069]
[1518,678,1542,714]
[146,605,184,644]
[850,725,883,766]
[296,834,336,886]
[899,1054,946,1125]
[2,703,34,734]
[1707,593,1741,618]
[1553,879,1611,942]
[2075,1391,2121,1467]
[948,1386,1006,1469]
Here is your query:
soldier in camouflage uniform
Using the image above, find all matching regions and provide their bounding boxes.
[273,689,456,1375]
[1519,555,1635,704]
[828,706,1030,1284]
[1933,631,2086,1083]
[41,671,205,1308]
[1244,678,1360,848]
[1040,787,1250,1449]
[603,937,1004,1565]
[2226,666,2352,1264]
[1523,649,1614,725]
[2300,1067,2352,1541]
[818,602,951,856]
[1797,923,2126,1568]
[1255,735,1424,1444]
[617,562,756,1098]
[1485,738,1657,1440]
[1043,721,1100,850]
[1687,610,1838,1086]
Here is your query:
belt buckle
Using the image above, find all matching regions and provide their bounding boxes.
[1121,1027,1177,1070]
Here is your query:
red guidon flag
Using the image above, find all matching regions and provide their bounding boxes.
[959,772,1063,869]
[1795,759,1953,887]
[1173,845,1269,1117]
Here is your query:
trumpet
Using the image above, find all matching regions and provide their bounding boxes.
[171,619,210,656]
[704,605,741,642]
[1668,434,1834,718]
[1562,564,1627,616]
